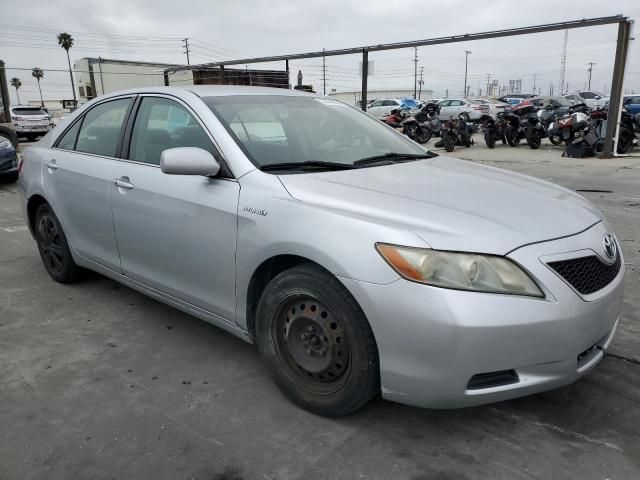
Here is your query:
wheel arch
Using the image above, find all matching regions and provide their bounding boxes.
[26,193,49,236]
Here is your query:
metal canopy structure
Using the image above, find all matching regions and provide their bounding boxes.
[164,15,633,157]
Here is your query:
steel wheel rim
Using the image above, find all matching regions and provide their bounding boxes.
[272,294,351,395]
[37,214,65,274]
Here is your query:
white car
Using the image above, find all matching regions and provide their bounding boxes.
[367,99,402,119]
[469,98,511,117]
[575,91,607,109]
[10,105,54,142]
[438,99,490,121]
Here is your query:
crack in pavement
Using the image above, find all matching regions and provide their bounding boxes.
[606,352,640,366]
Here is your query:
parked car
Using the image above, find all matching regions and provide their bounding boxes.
[21,86,624,416]
[527,96,579,114]
[496,94,535,105]
[438,98,489,121]
[367,99,402,118]
[470,98,511,116]
[623,95,640,115]
[563,94,583,105]
[571,91,606,109]
[0,135,18,183]
[10,105,55,142]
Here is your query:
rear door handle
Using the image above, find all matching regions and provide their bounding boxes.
[113,178,134,189]
[46,159,58,170]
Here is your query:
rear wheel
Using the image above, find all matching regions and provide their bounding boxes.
[549,135,563,145]
[256,264,379,416]
[34,204,82,283]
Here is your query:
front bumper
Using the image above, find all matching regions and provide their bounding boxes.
[341,221,624,409]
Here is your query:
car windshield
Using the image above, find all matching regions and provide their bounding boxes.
[12,107,47,116]
[552,97,572,106]
[204,95,431,169]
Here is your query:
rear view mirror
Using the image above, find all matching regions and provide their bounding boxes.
[160,147,220,177]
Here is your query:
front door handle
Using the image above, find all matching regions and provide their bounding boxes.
[113,177,134,190]
[46,159,58,170]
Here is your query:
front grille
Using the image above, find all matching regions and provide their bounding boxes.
[548,253,621,295]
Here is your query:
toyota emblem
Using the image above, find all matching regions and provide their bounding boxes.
[603,234,617,259]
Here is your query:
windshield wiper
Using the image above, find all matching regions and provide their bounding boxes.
[259,161,356,172]
[353,152,433,166]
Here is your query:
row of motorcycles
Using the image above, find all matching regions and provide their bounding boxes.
[383,102,477,152]
[382,98,640,156]
[481,101,639,155]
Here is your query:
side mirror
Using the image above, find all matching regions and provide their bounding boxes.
[160,147,220,177]
[624,97,632,105]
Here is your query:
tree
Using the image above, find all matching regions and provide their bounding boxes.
[10,77,22,104]
[32,68,45,107]
[57,32,77,104]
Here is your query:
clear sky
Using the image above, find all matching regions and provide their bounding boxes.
[1,0,639,103]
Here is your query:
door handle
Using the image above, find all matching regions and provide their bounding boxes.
[46,159,58,170]
[113,178,134,189]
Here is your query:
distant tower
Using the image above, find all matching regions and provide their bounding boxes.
[559,29,568,95]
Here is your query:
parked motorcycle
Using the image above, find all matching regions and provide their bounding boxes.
[383,108,431,144]
[549,110,590,146]
[481,110,524,148]
[589,106,639,154]
[524,106,563,149]
[440,113,473,152]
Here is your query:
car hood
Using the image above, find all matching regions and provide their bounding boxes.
[278,157,602,255]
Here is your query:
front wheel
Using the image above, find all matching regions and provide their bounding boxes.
[549,135,563,145]
[34,204,82,283]
[443,133,456,152]
[617,127,634,154]
[484,132,496,149]
[506,126,520,147]
[255,264,379,416]
[415,126,432,144]
[526,127,541,149]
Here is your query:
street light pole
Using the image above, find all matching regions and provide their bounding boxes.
[464,50,471,98]
[587,62,596,90]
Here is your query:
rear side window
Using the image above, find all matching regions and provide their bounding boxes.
[55,121,82,150]
[75,98,131,157]
[128,97,217,166]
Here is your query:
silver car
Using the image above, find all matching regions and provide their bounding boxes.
[19,86,624,416]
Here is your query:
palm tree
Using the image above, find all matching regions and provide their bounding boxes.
[32,68,45,107]
[10,77,22,104]
[57,32,77,105]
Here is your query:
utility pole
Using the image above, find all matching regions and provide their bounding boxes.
[183,38,191,65]
[463,50,471,98]
[485,74,491,97]
[559,29,568,95]
[413,47,418,98]
[418,66,424,100]
[587,62,596,90]
[322,48,326,95]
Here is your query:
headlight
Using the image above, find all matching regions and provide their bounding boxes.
[376,243,544,297]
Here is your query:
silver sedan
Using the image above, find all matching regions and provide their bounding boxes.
[19,86,624,416]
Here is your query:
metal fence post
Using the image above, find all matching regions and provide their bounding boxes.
[602,20,631,158]
[361,49,368,111]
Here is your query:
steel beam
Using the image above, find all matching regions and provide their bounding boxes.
[602,19,632,157]
[164,16,627,74]
[0,60,11,122]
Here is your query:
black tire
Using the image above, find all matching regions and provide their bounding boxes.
[415,126,432,144]
[460,131,471,147]
[526,127,541,149]
[444,134,456,152]
[501,134,507,145]
[506,126,520,147]
[26,134,39,142]
[484,132,496,148]
[617,128,634,154]
[34,204,82,283]
[549,135,563,145]
[255,264,379,416]
[0,172,18,184]
[460,112,470,123]
[404,124,417,140]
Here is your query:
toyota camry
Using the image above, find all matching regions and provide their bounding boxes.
[19,86,624,416]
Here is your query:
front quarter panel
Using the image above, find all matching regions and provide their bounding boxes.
[234,170,427,330]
